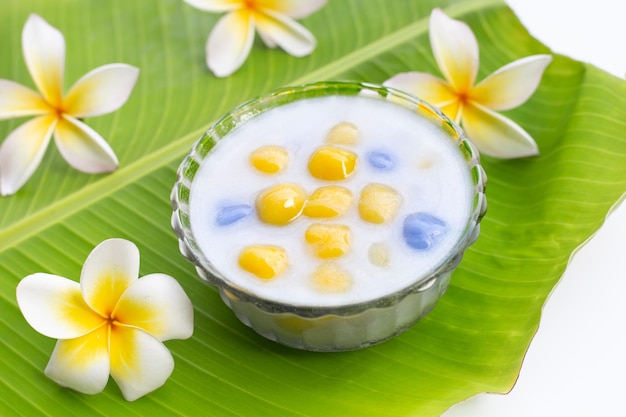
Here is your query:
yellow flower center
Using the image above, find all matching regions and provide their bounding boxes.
[456,90,469,105]
[53,106,65,120]
[243,0,258,10]
[242,0,278,13]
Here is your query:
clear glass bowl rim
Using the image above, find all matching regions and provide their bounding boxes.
[171,80,487,318]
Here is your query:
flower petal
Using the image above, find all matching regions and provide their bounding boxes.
[44,326,110,395]
[0,80,51,120]
[22,14,65,107]
[471,55,553,111]
[256,25,277,48]
[429,8,479,92]
[63,64,139,118]
[258,0,327,18]
[254,9,316,57]
[54,115,119,173]
[113,273,194,341]
[384,72,463,122]
[440,101,463,125]
[207,10,255,77]
[0,115,56,196]
[384,72,457,107]
[109,325,175,401]
[81,239,140,318]
[16,273,104,339]
[183,0,244,12]
[462,101,539,158]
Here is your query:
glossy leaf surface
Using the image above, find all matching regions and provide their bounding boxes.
[1,0,625,415]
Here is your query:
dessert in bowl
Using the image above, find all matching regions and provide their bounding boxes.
[171,81,487,351]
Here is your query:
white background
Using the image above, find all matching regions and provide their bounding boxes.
[443,1,626,416]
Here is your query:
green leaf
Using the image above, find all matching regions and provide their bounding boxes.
[1,0,625,416]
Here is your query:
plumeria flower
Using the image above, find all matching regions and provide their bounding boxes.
[16,238,194,401]
[384,8,552,158]
[0,14,139,196]
[183,0,327,77]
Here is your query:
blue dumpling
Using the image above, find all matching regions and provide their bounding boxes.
[403,212,448,250]
[366,150,397,171]
[215,204,253,226]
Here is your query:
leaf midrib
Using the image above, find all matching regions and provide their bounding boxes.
[0,0,505,252]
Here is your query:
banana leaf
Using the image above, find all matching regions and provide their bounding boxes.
[1,0,625,416]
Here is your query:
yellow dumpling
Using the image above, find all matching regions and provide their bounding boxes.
[358,183,402,224]
[238,245,287,279]
[304,223,351,259]
[249,145,288,174]
[368,242,390,267]
[256,183,306,225]
[303,186,353,218]
[310,263,352,293]
[308,146,357,181]
[325,122,359,145]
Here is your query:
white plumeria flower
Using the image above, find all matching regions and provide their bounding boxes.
[0,14,139,196]
[183,0,327,77]
[384,8,552,158]
[16,238,194,401]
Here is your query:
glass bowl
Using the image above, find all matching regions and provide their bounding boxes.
[171,81,487,351]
